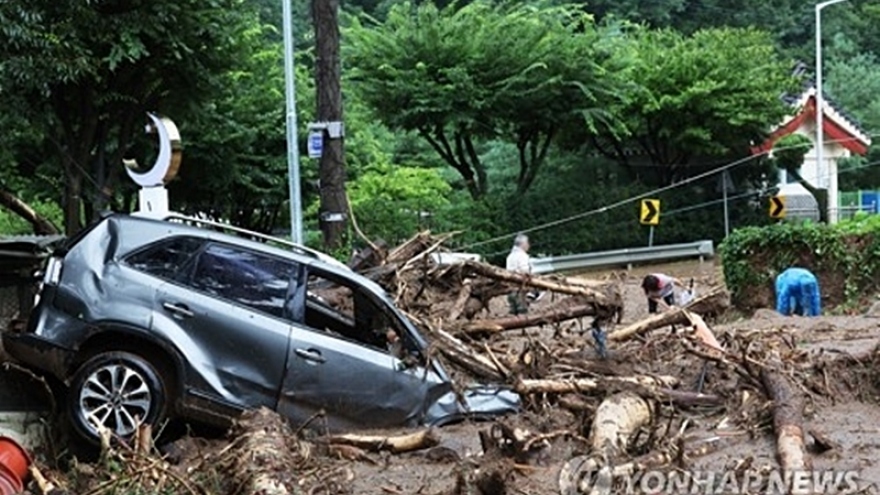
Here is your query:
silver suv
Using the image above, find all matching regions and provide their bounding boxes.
[4,213,518,443]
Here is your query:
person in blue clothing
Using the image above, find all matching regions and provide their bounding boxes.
[775,267,821,316]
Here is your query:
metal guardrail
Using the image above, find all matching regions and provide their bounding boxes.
[531,240,714,274]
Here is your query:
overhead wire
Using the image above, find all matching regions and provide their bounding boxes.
[458,133,880,250]
[471,157,880,258]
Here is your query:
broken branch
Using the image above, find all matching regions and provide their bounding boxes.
[319,429,440,454]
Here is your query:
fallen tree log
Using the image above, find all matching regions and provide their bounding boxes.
[761,368,811,474]
[591,392,654,458]
[515,375,678,395]
[584,393,656,495]
[229,408,303,495]
[609,288,729,342]
[652,388,724,408]
[457,302,598,335]
[683,311,724,352]
[423,322,508,381]
[447,279,474,321]
[515,378,719,407]
[319,429,439,454]
[462,261,621,308]
[0,188,59,235]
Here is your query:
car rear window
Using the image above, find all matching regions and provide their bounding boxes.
[190,243,304,320]
[125,237,205,281]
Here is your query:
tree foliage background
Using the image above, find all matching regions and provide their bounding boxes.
[0,0,877,256]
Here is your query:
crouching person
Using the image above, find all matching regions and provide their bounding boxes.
[775,267,821,317]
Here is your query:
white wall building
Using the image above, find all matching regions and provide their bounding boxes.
[752,86,871,223]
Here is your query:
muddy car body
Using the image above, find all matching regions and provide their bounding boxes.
[4,214,518,442]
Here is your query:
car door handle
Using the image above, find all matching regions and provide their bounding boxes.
[294,348,326,364]
[163,302,194,318]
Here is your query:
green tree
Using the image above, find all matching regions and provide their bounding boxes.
[167,18,312,234]
[348,164,452,244]
[825,35,880,134]
[592,28,797,185]
[345,1,625,198]
[0,0,254,234]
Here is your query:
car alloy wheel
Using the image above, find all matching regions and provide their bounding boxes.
[80,363,152,437]
[69,352,168,443]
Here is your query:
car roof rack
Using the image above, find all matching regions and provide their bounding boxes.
[161,212,349,269]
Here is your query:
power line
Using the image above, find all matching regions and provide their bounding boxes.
[459,134,879,250]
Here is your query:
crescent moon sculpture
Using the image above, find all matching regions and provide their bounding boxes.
[123,113,182,188]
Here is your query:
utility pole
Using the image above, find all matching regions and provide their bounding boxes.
[815,0,850,225]
[282,0,304,244]
[313,0,349,249]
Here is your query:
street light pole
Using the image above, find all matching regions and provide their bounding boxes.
[283,0,304,244]
[815,0,849,225]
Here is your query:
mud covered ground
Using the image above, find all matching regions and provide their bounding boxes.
[323,261,880,494]
[19,260,880,495]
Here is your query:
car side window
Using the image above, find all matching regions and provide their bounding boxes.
[305,271,418,361]
[125,237,205,281]
[189,244,304,321]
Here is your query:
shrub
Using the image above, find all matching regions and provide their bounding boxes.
[719,216,880,311]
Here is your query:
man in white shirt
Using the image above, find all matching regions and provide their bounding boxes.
[506,234,537,314]
[506,233,532,273]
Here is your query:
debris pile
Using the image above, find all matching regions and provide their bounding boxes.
[20,232,880,494]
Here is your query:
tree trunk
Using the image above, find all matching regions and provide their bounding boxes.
[0,189,59,235]
[789,168,828,223]
[62,166,83,236]
[313,0,349,249]
[457,302,598,336]
[514,375,679,395]
[462,261,622,309]
[318,429,439,454]
[609,288,729,342]
[761,368,811,474]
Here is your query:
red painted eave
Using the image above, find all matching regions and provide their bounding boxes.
[750,97,869,156]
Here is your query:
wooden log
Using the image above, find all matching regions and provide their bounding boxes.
[348,239,388,271]
[683,310,724,352]
[515,375,679,395]
[320,428,439,454]
[586,393,655,495]
[761,368,811,474]
[387,231,434,263]
[462,261,621,308]
[447,279,474,321]
[609,288,729,342]
[654,388,724,408]
[232,408,296,495]
[429,326,508,381]
[591,392,653,458]
[457,302,598,335]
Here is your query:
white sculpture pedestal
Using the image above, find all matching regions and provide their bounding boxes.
[133,186,170,219]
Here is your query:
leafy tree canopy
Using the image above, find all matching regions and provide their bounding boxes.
[0,0,254,234]
[591,27,798,185]
[345,1,627,197]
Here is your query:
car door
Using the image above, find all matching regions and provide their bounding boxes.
[152,242,295,410]
[277,270,450,430]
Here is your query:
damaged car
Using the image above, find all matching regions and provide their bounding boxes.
[3,213,519,443]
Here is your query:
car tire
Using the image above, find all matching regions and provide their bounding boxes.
[68,351,170,445]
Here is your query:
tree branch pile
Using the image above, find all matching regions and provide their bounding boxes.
[355,232,624,327]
